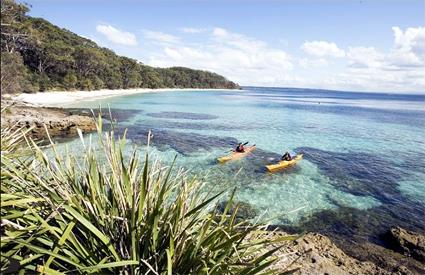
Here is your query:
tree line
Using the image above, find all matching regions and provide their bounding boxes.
[0,0,239,94]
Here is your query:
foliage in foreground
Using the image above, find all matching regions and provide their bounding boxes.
[0,116,289,274]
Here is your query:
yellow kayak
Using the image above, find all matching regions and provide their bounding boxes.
[266,154,303,172]
[217,145,256,163]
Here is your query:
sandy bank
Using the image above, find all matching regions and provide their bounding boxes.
[12,88,238,107]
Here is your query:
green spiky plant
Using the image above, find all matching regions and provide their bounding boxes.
[1,111,293,274]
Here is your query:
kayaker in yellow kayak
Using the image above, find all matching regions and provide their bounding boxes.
[217,142,255,163]
[281,151,292,161]
[265,151,303,172]
[235,142,246,153]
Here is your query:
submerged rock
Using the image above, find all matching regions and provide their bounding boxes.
[384,226,425,263]
[127,126,238,155]
[66,108,143,122]
[217,200,258,221]
[146,111,218,120]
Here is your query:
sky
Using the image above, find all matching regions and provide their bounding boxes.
[23,0,425,93]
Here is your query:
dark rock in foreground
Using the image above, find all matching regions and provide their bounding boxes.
[255,231,390,274]
[384,226,425,263]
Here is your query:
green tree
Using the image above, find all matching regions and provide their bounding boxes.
[0,51,33,94]
[140,66,163,88]
[120,57,141,88]
[89,75,104,90]
[79,78,94,91]
[63,73,78,90]
[73,47,104,78]
[0,0,30,53]
[38,73,52,91]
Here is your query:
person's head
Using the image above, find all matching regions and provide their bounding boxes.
[238,142,242,146]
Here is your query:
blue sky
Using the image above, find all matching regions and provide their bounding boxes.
[25,0,425,92]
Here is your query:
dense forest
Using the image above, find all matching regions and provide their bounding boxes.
[0,0,239,94]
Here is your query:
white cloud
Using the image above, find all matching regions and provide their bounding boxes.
[346,46,384,68]
[96,24,137,46]
[142,30,180,44]
[393,26,425,54]
[299,58,328,68]
[147,27,293,86]
[179,27,207,34]
[337,26,425,92]
[136,26,425,92]
[213,27,228,37]
[388,26,425,68]
[301,41,345,58]
[347,27,425,70]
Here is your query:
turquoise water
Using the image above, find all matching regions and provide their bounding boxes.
[63,87,425,241]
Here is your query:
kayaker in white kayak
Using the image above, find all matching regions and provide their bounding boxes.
[281,151,292,161]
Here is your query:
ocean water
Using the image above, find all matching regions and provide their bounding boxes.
[62,87,425,242]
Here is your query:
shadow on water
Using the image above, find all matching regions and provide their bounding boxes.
[136,120,249,131]
[269,146,425,256]
[65,108,144,122]
[275,202,425,247]
[126,126,238,155]
[294,146,414,203]
[146,111,219,120]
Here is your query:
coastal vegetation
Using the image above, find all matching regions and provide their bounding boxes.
[0,0,239,94]
[0,112,289,274]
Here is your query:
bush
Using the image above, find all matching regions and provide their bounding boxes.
[63,73,78,90]
[78,78,94,90]
[0,115,286,274]
[90,75,104,90]
[38,73,53,91]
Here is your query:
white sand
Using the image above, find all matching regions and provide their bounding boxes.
[13,88,236,107]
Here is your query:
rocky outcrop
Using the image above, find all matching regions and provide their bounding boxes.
[384,226,425,263]
[333,236,424,275]
[257,231,389,274]
[1,102,96,139]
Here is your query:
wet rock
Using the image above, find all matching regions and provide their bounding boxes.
[384,226,425,263]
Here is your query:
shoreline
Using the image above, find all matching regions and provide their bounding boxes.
[10,88,240,107]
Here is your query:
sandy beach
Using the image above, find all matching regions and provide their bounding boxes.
[12,88,237,107]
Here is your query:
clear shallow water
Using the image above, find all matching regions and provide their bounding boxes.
[63,87,425,241]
